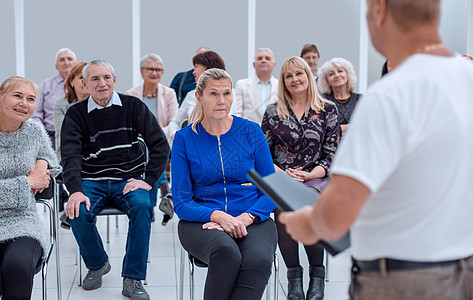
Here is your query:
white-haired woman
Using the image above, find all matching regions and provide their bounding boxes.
[318,57,361,135]
[126,53,178,224]
[172,68,277,300]
[0,76,61,299]
[262,57,340,300]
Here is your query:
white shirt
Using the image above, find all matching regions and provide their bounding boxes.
[257,80,272,117]
[331,54,473,262]
[87,91,122,113]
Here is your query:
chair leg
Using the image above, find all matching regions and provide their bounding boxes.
[78,248,82,286]
[42,264,47,300]
[179,248,185,300]
[188,255,195,300]
[53,183,63,300]
[273,253,279,300]
[106,215,110,243]
[325,250,329,282]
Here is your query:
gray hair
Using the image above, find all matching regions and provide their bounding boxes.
[255,48,274,60]
[55,48,76,62]
[140,53,164,69]
[318,57,357,94]
[190,68,233,133]
[82,59,116,83]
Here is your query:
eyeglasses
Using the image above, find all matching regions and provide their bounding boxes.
[143,67,163,73]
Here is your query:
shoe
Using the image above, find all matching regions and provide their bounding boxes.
[158,195,174,216]
[82,261,111,290]
[161,214,171,226]
[59,213,71,230]
[122,278,150,300]
[287,266,304,300]
[159,183,169,199]
[306,266,325,300]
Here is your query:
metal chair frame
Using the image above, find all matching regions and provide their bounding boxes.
[179,247,279,300]
[35,179,62,300]
[77,203,149,286]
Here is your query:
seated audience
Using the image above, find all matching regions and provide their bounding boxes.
[54,61,89,161]
[318,57,361,135]
[168,50,226,143]
[0,76,61,300]
[33,48,77,148]
[300,44,321,80]
[261,57,340,300]
[234,48,278,124]
[62,60,170,299]
[169,47,209,106]
[172,68,277,300]
[126,53,178,225]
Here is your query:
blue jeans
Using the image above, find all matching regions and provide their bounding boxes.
[68,179,152,280]
[149,171,168,207]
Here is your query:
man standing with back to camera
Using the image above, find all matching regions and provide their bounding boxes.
[279,0,473,299]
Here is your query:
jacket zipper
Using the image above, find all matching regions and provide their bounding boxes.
[217,136,228,212]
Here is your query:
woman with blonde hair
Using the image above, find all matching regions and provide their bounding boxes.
[172,68,277,299]
[261,57,340,300]
[0,76,61,299]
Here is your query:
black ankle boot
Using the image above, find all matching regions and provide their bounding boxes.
[287,266,304,300]
[306,266,325,300]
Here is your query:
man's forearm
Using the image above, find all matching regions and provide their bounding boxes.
[309,175,370,241]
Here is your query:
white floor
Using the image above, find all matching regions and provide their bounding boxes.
[32,206,352,300]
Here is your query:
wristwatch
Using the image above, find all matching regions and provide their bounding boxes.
[247,212,260,223]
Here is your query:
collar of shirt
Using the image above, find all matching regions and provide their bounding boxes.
[87,91,122,113]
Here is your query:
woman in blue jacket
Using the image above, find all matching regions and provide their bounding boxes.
[172,68,277,300]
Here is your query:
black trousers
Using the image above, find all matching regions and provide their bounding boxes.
[0,237,42,300]
[178,219,277,300]
[274,208,325,274]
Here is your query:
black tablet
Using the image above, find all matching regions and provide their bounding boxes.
[247,169,350,256]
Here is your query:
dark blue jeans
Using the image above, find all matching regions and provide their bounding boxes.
[68,179,152,280]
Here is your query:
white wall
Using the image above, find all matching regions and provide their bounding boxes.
[0,0,16,81]
[2,0,472,93]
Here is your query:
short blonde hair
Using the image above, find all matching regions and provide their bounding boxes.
[0,76,37,101]
[190,68,233,133]
[277,56,327,120]
[318,57,357,94]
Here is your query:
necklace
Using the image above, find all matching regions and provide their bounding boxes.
[336,96,350,105]
[417,43,445,53]
[143,92,157,98]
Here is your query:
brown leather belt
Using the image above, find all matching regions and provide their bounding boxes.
[353,258,457,272]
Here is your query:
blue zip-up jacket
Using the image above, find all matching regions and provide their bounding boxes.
[171,116,276,222]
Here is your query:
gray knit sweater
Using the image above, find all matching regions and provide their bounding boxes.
[0,119,61,262]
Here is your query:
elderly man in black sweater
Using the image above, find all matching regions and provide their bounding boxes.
[61,59,169,300]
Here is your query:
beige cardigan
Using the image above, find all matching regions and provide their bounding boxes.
[126,83,178,138]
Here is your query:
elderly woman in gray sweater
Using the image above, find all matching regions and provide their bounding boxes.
[0,76,61,300]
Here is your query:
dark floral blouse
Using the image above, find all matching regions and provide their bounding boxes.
[261,102,340,174]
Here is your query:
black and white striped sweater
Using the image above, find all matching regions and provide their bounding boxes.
[61,93,170,194]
